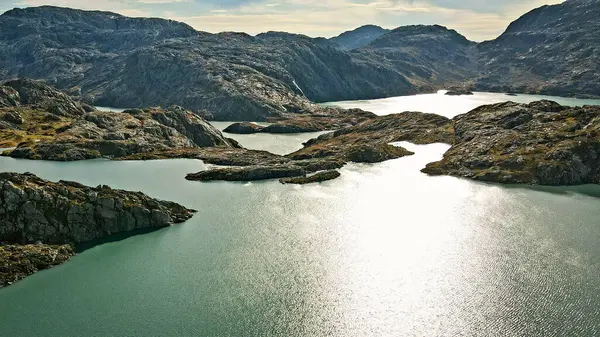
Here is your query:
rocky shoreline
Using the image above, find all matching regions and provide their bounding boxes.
[422,100,600,185]
[0,172,196,287]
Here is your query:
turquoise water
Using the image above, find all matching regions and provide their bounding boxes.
[1,94,600,336]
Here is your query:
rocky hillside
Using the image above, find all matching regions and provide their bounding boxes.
[423,100,600,185]
[329,25,390,50]
[354,25,478,90]
[0,172,195,287]
[0,7,417,120]
[475,0,600,97]
[0,2,598,121]
[0,79,240,159]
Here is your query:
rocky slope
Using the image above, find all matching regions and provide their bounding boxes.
[223,108,376,134]
[422,100,600,185]
[329,25,390,50]
[0,1,598,121]
[475,0,600,97]
[0,172,195,287]
[288,111,454,162]
[353,25,479,91]
[0,79,240,160]
[186,111,454,184]
[0,7,418,120]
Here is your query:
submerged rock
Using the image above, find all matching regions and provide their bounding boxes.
[422,100,600,185]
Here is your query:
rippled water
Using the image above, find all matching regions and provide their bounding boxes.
[1,93,600,336]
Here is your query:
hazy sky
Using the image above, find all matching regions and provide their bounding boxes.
[0,0,564,41]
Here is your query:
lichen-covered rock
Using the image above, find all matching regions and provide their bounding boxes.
[0,243,74,288]
[223,122,265,134]
[0,172,196,244]
[422,100,600,185]
[279,170,341,184]
[289,111,453,162]
[5,106,240,160]
[186,159,344,182]
[1,79,85,117]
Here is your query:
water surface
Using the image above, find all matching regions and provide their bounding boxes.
[1,94,600,336]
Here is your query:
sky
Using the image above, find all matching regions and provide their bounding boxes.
[0,0,564,41]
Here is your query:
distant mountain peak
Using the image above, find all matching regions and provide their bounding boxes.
[329,24,390,50]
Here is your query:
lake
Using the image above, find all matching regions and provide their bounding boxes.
[1,92,599,336]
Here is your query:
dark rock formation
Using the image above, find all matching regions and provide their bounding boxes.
[329,25,390,50]
[445,89,474,96]
[185,159,344,182]
[354,25,478,91]
[289,111,453,162]
[4,105,239,160]
[0,172,196,287]
[223,122,264,134]
[1,243,74,287]
[224,108,376,134]
[0,172,195,244]
[280,170,341,184]
[422,100,600,185]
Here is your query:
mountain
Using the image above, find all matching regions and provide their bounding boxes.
[475,0,600,96]
[354,25,478,89]
[329,25,390,50]
[0,7,417,120]
[0,2,599,121]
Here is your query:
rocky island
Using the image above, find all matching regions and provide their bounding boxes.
[422,100,600,185]
[0,172,195,287]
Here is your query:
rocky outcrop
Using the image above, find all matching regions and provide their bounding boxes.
[223,122,265,134]
[0,79,90,148]
[185,159,344,182]
[0,172,195,287]
[1,243,74,287]
[280,170,341,185]
[289,111,453,162]
[0,172,195,244]
[224,108,377,134]
[187,111,452,184]
[4,105,239,160]
[0,79,86,117]
[445,89,474,96]
[422,100,600,185]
